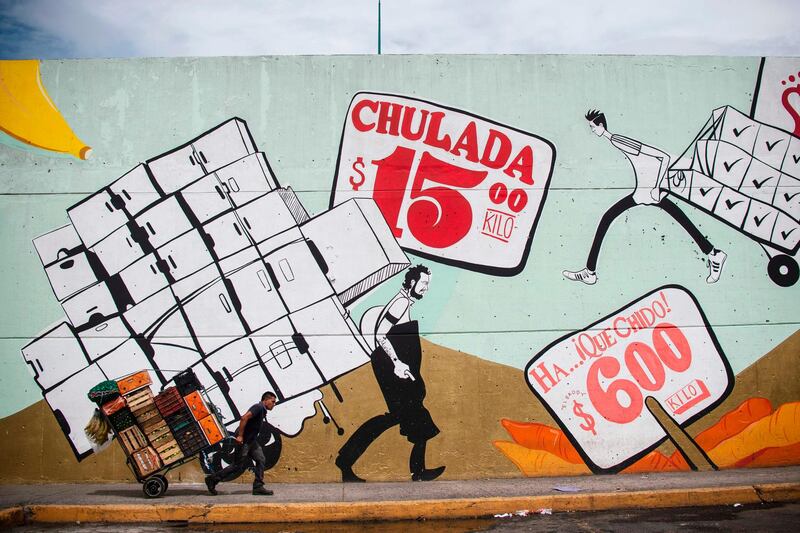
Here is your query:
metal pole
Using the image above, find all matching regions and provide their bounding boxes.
[378,0,382,55]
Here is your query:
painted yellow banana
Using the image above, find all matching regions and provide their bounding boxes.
[0,59,91,159]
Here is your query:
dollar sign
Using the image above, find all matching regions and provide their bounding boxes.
[573,400,597,436]
[349,156,366,191]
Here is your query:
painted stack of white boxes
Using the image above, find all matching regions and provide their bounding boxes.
[668,105,800,255]
[22,118,409,460]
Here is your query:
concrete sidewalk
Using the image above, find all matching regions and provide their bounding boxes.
[1,466,799,526]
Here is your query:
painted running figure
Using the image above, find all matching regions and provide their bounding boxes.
[563,110,727,285]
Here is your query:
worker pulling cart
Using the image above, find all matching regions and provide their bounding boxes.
[85,368,230,498]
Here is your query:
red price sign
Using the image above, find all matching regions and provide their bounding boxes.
[331,92,555,275]
[525,286,733,473]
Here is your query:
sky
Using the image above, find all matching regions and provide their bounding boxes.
[0,0,799,59]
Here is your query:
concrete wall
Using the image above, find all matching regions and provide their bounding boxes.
[0,55,798,484]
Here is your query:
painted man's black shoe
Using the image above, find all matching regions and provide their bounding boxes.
[252,485,274,495]
[335,456,366,483]
[412,466,445,482]
[205,476,218,495]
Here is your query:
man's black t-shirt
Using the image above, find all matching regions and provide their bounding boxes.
[242,402,267,443]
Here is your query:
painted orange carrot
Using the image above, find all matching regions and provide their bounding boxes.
[669,397,773,469]
[500,419,583,464]
[622,451,682,474]
[695,397,773,451]
[733,442,800,468]
[493,441,590,477]
[708,402,800,467]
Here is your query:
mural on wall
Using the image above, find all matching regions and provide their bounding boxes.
[752,57,800,137]
[22,118,411,465]
[335,265,444,482]
[562,111,727,286]
[495,398,800,476]
[331,92,556,276]
[0,60,91,159]
[523,286,733,473]
[506,60,800,476]
[3,55,799,486]
[667,105,800,287]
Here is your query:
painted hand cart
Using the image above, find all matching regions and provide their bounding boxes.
[667,106,800,287]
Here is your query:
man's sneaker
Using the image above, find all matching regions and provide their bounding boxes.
[706,249,727,284]
[562,268,597,285]
[252,485,274,496]
[205,476,218,496]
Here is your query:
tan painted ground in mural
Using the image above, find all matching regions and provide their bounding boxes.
[0,332,797,483]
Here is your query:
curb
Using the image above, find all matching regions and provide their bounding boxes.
[5,483,799,525]
[0,506,24,528]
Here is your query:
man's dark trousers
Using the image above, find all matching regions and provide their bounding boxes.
[210,441,266,488]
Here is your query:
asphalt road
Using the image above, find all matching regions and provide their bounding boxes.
[8,502,800,532]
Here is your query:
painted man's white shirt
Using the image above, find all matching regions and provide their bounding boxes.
[611,134,664,205]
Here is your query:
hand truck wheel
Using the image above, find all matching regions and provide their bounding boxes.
[143,474,168,498]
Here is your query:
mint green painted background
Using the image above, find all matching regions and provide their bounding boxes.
[1,55,797,418]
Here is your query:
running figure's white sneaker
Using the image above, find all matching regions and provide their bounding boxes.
[562,268,597,285]
[706,249,727,283]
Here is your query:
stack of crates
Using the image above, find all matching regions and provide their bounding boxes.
[153,387,185,464]
[177,372,225,450]
[163,401,203,456]
[96,369,226,477]
[175,391,210,456]
[101,370,163,479]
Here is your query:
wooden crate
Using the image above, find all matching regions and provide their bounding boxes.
[125,387,155,412]
[174,422,208,456]
[155,439,184,465]
[117,425,148,455]
[133,406,161,426]
[117,371,152,395]
[165,407,193,432]
[198,415,225,446]
[107,407,136,433]
[101,396,126,416]
[183,391,210,421]
[130,446,162,479]
[140,412,165,433]
[154,387,185,418]
[144,419,171,441]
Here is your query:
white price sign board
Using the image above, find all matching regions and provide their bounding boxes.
[331,92,555,275]
[752,58,800,136]
[525,286,733,472]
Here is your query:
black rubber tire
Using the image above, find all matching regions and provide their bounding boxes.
[767,254,799,287]
[256,422,282,470]
[142,475,167,498]
[210,437,248,482]
[206,423,283,480]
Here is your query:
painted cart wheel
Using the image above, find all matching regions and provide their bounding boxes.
[767,254,799,287]
[256,423,283,471]
[209,437,248,482]
[142,475,167,498]
[207,423,283,479]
